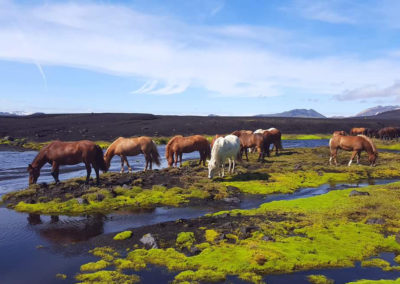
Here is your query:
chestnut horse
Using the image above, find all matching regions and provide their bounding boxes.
[231,130,253,137]
[329,135,378,166]
[350,127,366,136]
[333,130,347,136]
[104,136,160,172]
[378,127,400,140]
[211,134,224,149]
[28,140,107,185]
[234,132,265,161]
[166,135,211,167]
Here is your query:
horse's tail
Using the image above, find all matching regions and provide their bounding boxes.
[94,145,107,172]
[358,135,378,155]
[150,141,161,166]
[205,140,211,159]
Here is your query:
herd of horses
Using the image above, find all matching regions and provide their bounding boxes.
[349,126,400,140]
[27,126,386,185]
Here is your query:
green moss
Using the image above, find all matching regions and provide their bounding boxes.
[205,230,220,243]
[113,231,132,241]
[55,273,67,280]
[282,134,331,140]
[347,278,400,284]
[238,272,263,283]
[75,270,140,283]
[361,258,391,269]
[89,247,119,262]
[307,274,334,284]
[80,260,109,272]
[176,232,196,250]
[173,269,226,283]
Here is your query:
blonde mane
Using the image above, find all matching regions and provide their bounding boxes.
[358,135,377,154]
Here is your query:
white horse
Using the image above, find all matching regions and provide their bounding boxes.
[208,135,240,179]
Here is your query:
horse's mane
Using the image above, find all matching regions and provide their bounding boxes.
[165,135,183,160]
[104,138,121,157]
[358,135,378,154]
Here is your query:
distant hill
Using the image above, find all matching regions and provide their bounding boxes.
[355,105,400,117]
[0,111,36,116]
[373,109,400,119]
[256,109,326,118]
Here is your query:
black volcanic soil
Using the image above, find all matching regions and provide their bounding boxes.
[0,113,399,142]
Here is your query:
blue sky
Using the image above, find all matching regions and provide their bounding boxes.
[1,0,400,117]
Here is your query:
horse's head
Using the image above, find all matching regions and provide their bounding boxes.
[27,164,40,184]
[208,159,217,179]
[369,152,378,167]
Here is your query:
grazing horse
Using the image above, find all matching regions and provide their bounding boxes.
[350,127,367,136]
[208,135,240,179]
[104,136,160,172]
[231,130,253,137]
[166,135,211,167]
[27,140,107,185]
[235,132,265,161]
[333,130,347,136]
[211,134,224,149]
[366,128,379,138]
[329,135,378,166]
[378,127,400,140]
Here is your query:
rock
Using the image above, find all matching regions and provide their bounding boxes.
[122,184,130,189]
[215,213,230,219]
[396,232,400,244]
[3,136,14,141]
[240,226,259,234]
[222,197,241,204]
[96,194,105,202]
[366,218,385,225]
[262,235,275,242]
[294,164,302,170]
[188,246,201,256]
[140,233,158,249]
[76,198,89,205]
[349,190,370,197]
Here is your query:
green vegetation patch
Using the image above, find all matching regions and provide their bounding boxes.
[307,274,334,284]
[113,230,132,241]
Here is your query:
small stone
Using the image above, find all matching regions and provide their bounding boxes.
[189,246,201,256]
[122,184,130,189]
[96,194,105,201]
[140,233,158,249]
[262,235,275,242]
[349,190,370,197]
[222,197,241,204]
[240,226,259,234]
[366,218,385,225]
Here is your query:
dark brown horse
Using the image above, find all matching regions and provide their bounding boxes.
[166,135,211,167]
[104,136,160,172]
[28,140,107,185]
[329,135,378,166]
[231,130,253,137]
[236,132,265,161]
[265,128,283,155]
[378,127,400,140]
[350,127,367,136]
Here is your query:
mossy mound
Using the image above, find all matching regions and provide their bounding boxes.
[76,181,400,283]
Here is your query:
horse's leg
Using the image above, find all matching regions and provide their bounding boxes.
[356,151,361,165]
[198,151,203,166]
[348,151,357,167]
[51,161,60,184]
[232,158,236,174]
[203,150,206,166]
[245,147,249,161]
[124,156,132,173]
[275,142,279,155]
[174,152,179,167]
[144,155,149,171]
[120,156,125,173]
[179,153,183,167]
[221,163,225,178]
[93,164,100,185]
[85,162,92,184]
[228,158,232,173]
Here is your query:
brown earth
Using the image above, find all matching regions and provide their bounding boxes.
[0,113,399,142]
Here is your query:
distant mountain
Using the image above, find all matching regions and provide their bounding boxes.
[256,109,326,118]
[373,109,400,119]
[355,105,400,117]
[0,111,34,116]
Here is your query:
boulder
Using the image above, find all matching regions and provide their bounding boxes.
[140,233,158,249]
[349,190,370,197]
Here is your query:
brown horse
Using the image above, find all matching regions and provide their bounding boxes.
[104,136,160,172]
[211,134,224,149]
[378,127,400,140]
[329,135,378,166]
[28,140,107,185]
[265,128,283,155]
[166,135,211,167]
[236,132,265,161]
[231,130,253,137]
[350,127,367,136]
[333,130,347,136]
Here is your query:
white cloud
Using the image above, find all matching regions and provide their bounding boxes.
[335,81,400,101]
[0,1,400,99]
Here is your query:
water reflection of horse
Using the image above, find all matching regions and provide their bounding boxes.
[104,136,160,172]
[27,140,107,185]
[329,135,378,166]
[166,135,211,167]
